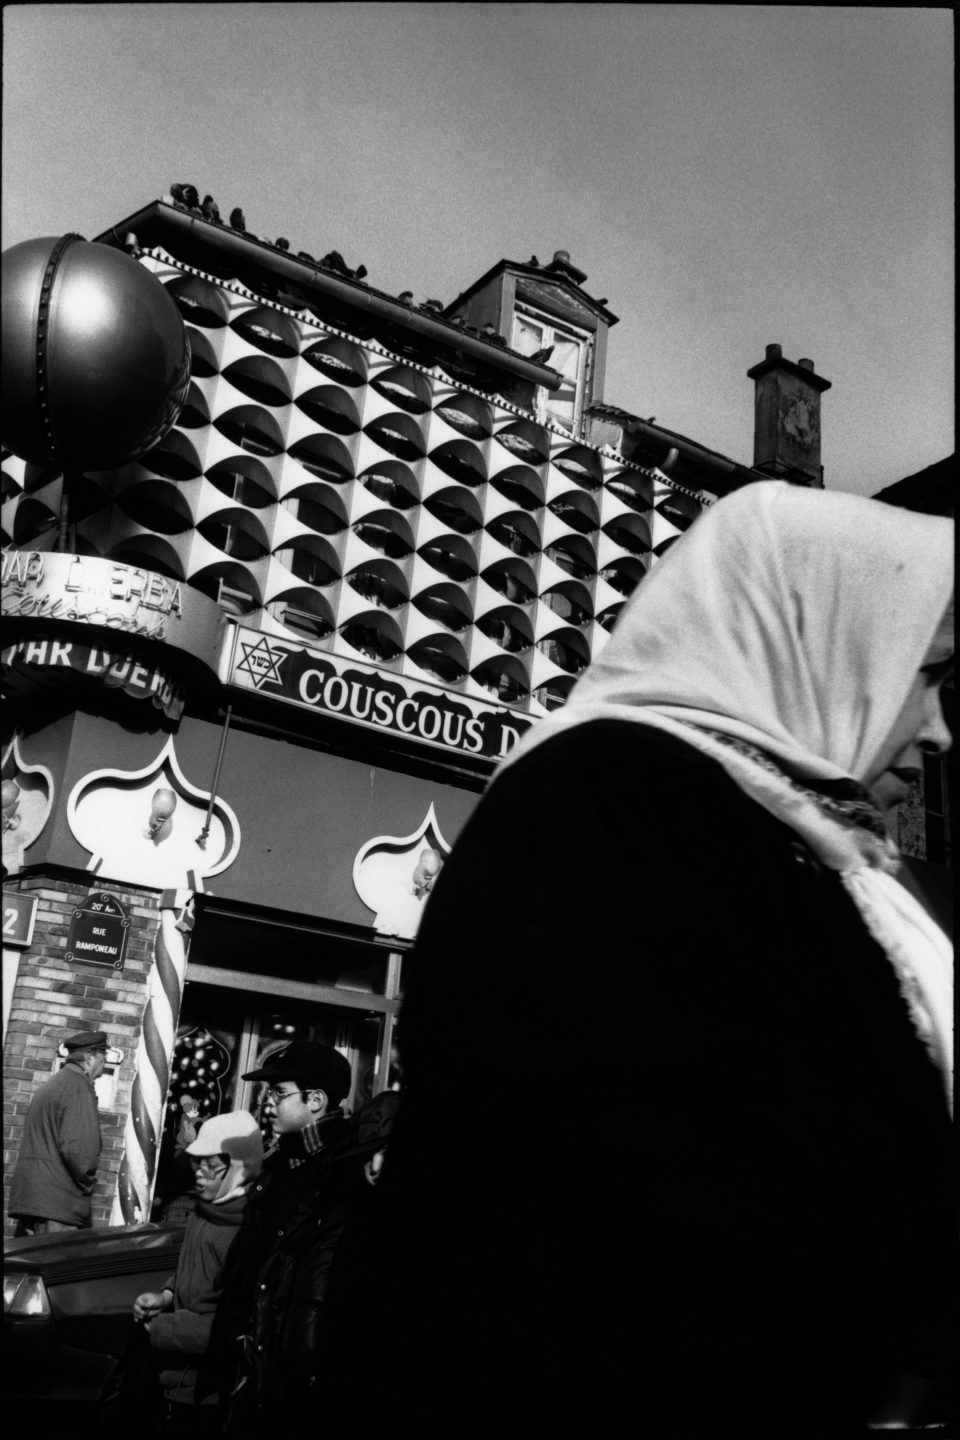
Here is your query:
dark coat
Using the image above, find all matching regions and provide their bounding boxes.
[147,1192,247,1405]
[203,1112,366,1429]
[327,722,956,1434]
[8,1061,102,1226]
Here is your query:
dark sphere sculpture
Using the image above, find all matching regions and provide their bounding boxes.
[2,233,191,470]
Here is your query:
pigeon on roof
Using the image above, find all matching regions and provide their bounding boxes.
[319,251,367,281]
[528,255,540,266]
[421,298,444,313]
[182,185,200,209]
[275,237,290,251]
[528,345,555,366]
[201,195,221,223]
[169,183,187,204]
[297,250,316,263]
[229,207,246,231]
[397,291,414,304]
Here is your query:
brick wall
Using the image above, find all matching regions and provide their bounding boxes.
[3,873,162,1237]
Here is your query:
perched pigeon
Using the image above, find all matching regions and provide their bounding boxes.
[528,345,555,365]
[320,249,349,274]
[229,207,246,231]
[275,237,290,251]
[169,183,187,204]
[201,195,221,223]
[397,291,414,304]
[297,250,316,264]
[422,298,444,313]
[354,264,368,281]
[528,254,540,266]
[182,185,200,209]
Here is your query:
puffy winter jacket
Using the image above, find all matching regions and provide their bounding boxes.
[204,1112,366,1428]
[148,1192,247,1405]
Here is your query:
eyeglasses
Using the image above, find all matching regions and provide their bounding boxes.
[191,1155,228,1176]
[266,1085,304,1104]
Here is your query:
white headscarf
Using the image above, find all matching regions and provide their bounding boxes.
[498,482,954,1104]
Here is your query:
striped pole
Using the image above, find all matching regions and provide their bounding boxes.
[111,889,195,1225]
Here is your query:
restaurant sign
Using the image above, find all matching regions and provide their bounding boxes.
[226,626,534,762]
[66,891,130,970]
[1,551,224,672]
[2,634,188,719]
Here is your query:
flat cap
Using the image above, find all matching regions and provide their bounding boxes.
[64,1030,108,1052]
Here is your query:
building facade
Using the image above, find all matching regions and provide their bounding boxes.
[9,192,896,1235]
[4,195,738,1232]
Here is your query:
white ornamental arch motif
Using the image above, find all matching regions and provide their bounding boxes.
[353,803,451,940]
[66,735,240,891]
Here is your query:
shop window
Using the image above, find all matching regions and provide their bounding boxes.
[207,466,275,509]
[152,977,393,1222]
[198,519,268,561]
[541,586,591,626]
[288,491,348,536]
[511,305,593,439]
[217,580,259,617]
[282,545,339,589]
[276,604,334,642]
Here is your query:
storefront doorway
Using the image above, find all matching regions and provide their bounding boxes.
[151,902,405,1220]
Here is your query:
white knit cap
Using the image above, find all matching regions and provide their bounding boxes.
[186,1109,263,1167]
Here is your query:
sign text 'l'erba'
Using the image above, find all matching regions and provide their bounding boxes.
[66,892,130,970]
[229,628,534,761]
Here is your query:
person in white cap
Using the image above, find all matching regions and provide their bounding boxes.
[132,1110,263,1430]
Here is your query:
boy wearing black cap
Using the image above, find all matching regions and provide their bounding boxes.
[200,1041,365,1429]
[8,1030,108,1233]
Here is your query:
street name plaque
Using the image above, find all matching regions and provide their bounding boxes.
[66,891,130,970]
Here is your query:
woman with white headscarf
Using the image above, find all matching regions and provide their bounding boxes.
[341,482,954,1436]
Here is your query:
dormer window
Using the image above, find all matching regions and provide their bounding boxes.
[511,303,592,438]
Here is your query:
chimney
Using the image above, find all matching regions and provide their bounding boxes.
[746,343,831,487]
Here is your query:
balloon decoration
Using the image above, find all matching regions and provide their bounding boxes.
[1,233,190,470]
[412,846,443,898]
[167,1025,233,1124]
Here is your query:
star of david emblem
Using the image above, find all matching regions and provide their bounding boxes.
[235,637,286,690]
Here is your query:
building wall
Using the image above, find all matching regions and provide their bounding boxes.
[2,215,712,1228]
[3,875,160,1237]
[10,705,480,927]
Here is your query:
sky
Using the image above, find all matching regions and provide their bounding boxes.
[2,3,953,496]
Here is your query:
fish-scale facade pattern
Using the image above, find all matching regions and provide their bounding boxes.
[1,249,709,716]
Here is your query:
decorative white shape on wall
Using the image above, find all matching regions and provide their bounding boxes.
[1,735,54,876]
[66,736,240,890]
[353,802,451,940]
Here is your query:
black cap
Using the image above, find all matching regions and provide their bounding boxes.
[243,1042,352,1107]
[64,1030,108,1053]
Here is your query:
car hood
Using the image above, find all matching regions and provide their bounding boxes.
[4,1223,185,1278]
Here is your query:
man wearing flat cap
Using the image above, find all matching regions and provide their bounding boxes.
[200,1041,366,1428]
[8,1030,108,1234]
